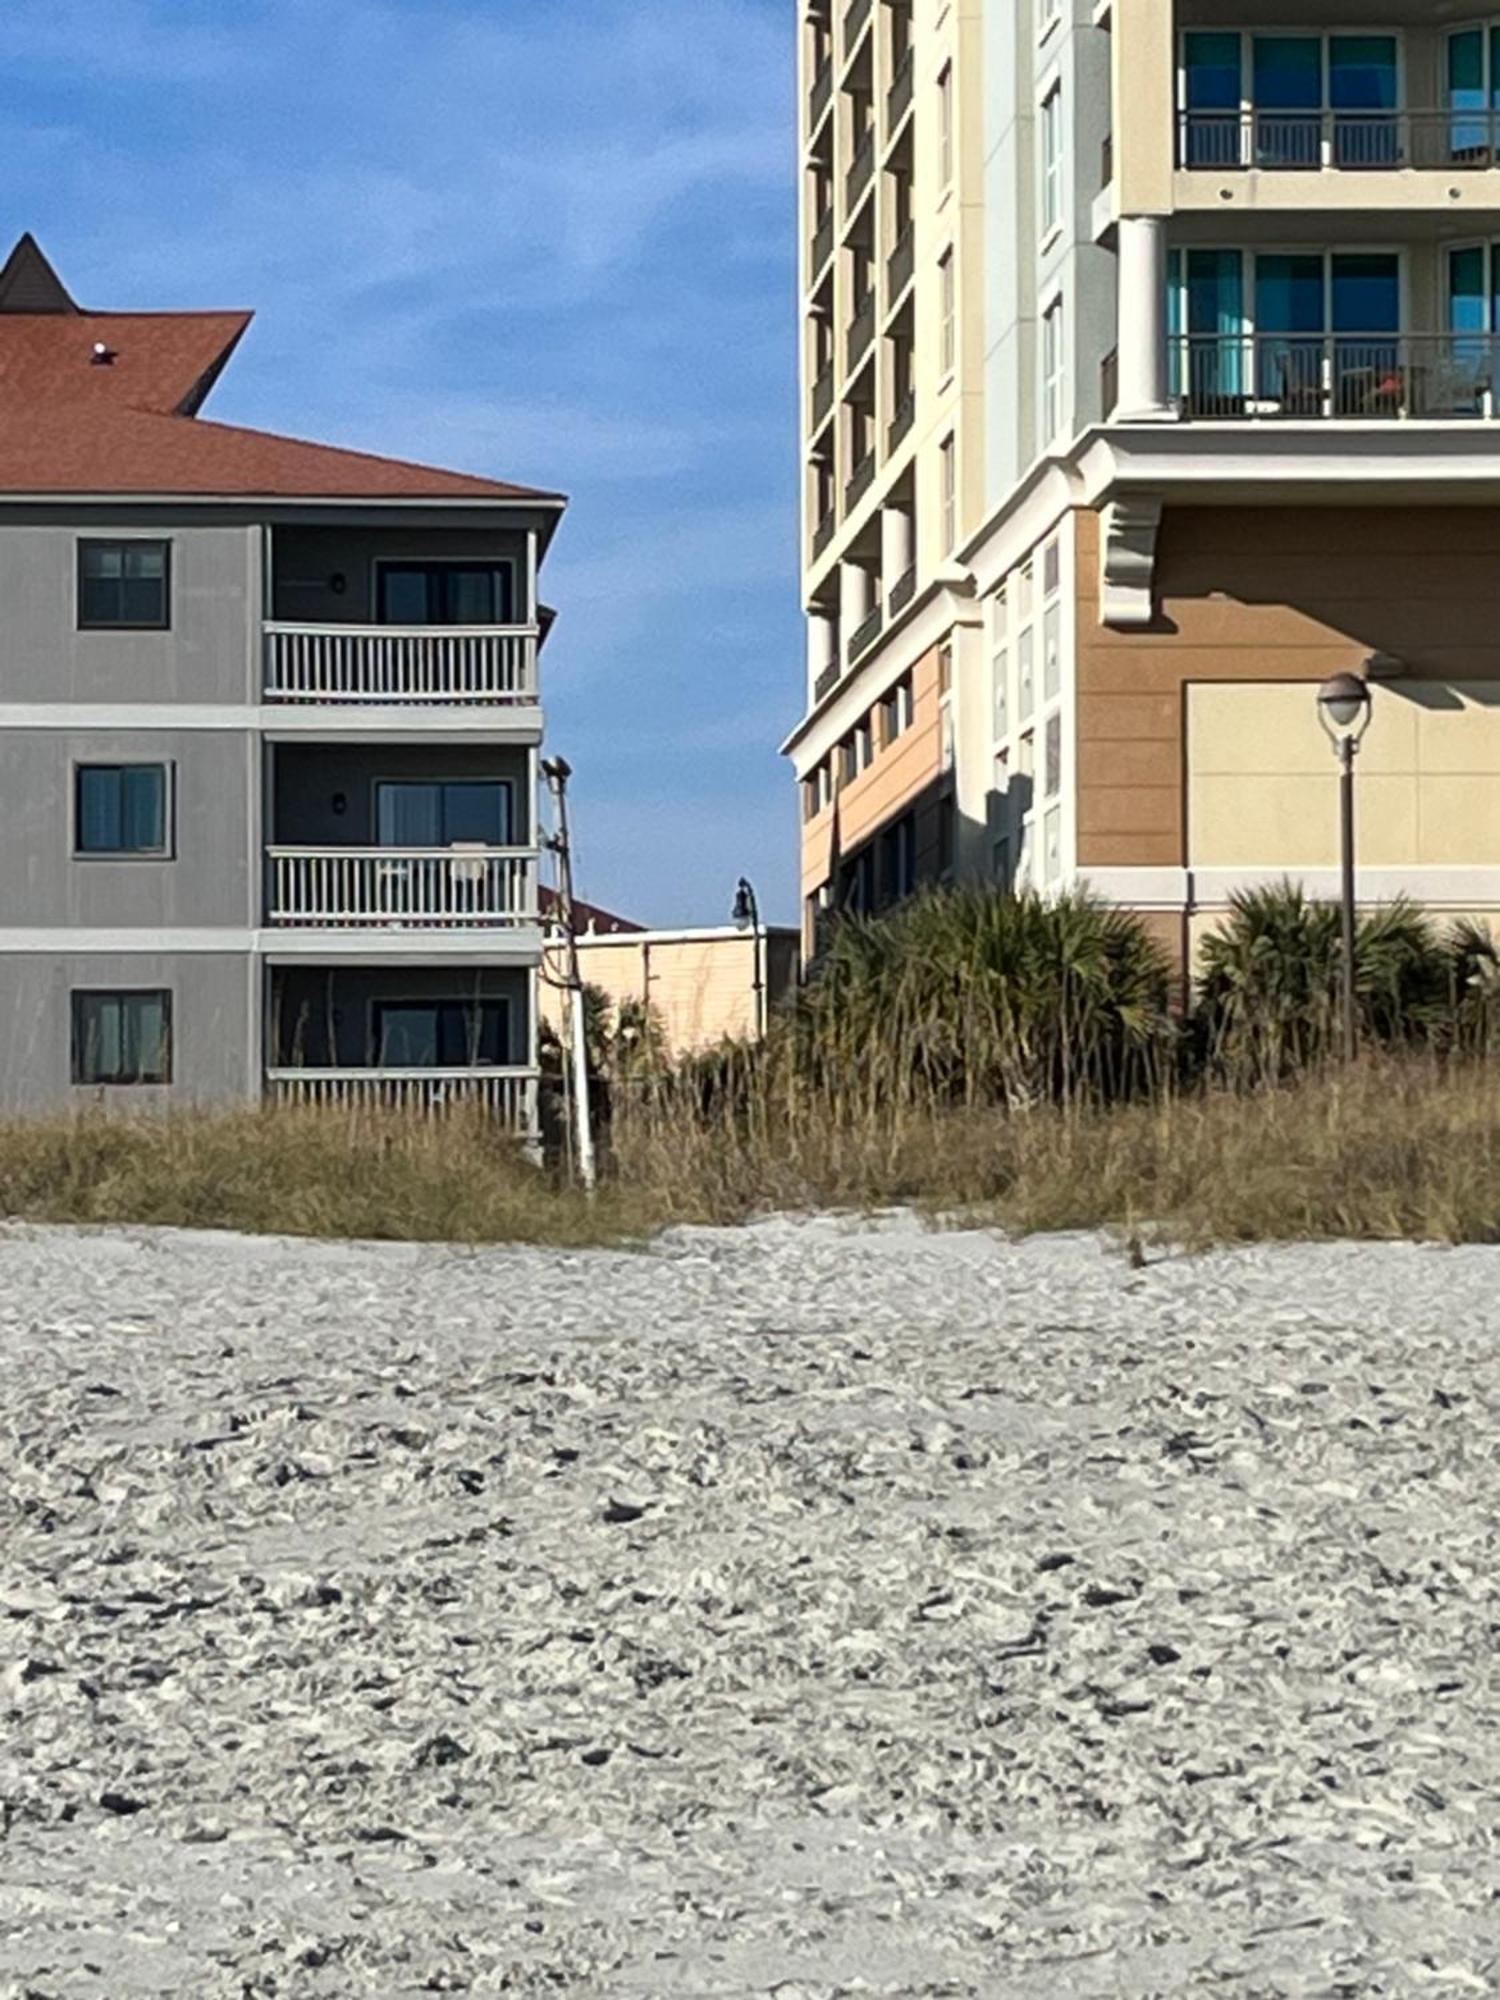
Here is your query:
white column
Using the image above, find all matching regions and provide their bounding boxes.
[1115,215,1172,420]
[881,501,913,590]
[807,607,837,693]
[839,559,873,640]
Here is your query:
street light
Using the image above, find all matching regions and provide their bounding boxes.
[1316,671,1374,1062]
[732,876,766,1040]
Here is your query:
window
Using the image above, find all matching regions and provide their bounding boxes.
[72,990,171,1086]
[937,790,955,878]
[1041,85,1063,237]
[939,249,956,378]
[375,779,512,847]
[376,562,515,626]
[1043,537,1061,597]
[374,999,511,1068]
[1018,625,1035,722]
[1042,602,1061,701]
[880,813,917,904]
[937,639,953,695]
[1042,296,1065,442]
[1044,711,1062,798]
[75,764,170,856]
[1041,0,1062,30]
[938,63,954,185]
[78,541,170,630]
[881,672,915,744]
[940,431,957,551]
[855,715,874,772]
[1181,32,1400,170]
[1044,804,1062,882]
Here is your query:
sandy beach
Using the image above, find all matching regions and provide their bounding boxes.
[1,1213,1496,1998]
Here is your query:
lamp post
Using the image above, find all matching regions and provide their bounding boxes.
[732,876,766,1040]
[1316,672,1374,1062]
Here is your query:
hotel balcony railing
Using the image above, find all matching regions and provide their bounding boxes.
[1100,132,1113,189]
[886,46,914,131]
[887,387,915,451]
[264,623,537,704]
[846,126,875,209]
[888,565,916,619]
[810,56,833,129]
[845,448,876,509]
[1177,109,1500,171]
[810,205,834,279]
[811,360,835,429]
[846,287,876,370]
[886,222,914,302]
[268,1067,539,1130]
[267,847,539,928]
[1100,346,1119,421]
[842,0,872,58]
[847,604,882,663]
[1171,333,1500,421]
[814,659,841,702]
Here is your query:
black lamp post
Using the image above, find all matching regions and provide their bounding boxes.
[732,876,766,1039]
[1316,671,1374,1062]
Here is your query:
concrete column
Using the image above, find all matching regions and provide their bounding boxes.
[807,607,837,691]
[1115,215,1171,420]
[839,559,874,638]
[881,501,913,589]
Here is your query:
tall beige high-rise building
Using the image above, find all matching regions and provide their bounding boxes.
[786,1,1500,971]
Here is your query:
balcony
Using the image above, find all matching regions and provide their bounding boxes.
[264,624,537,705]
[810,205,834,280]
[846,127,875,210]
[813,509,837,559]
[1171,333,1500,422]
[888,565,916,619]
[886,47,913,131]
[845,449,876,510]
[268,1067,538,1129]
[811,361,835,430]
[847,604,882,663]
[842,0,871,57]
[846,288,876,371]
[267,848,539,928]
[886,223,914,304]
[810,56,833,130]
[1177,109,1500,173]
[887,388,915,452]
[814,659,841,702]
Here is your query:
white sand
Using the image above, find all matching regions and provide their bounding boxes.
[0,1214,1497,1998]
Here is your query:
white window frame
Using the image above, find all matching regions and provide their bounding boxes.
[1040,82,1064,240]
[1041,293,1065,443]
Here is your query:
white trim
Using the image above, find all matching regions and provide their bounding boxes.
[0,703,544,740]
[0,928,545,959]
[1080,865,1500,909]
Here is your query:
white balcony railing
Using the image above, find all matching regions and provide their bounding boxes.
[267,1067,539,1129]
[267,847,539,928]
[264,623,538,704]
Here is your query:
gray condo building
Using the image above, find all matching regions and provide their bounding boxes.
[0,234,564,1137]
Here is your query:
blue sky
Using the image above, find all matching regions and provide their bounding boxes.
[0,0,802,925]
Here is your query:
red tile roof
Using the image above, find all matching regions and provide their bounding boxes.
[0,235,561,504]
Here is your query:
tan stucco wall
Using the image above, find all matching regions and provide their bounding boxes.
[1076,504,1500,872]
[800,641,946,899]
[541,932,798,1056]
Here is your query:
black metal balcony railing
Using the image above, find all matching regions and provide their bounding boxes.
[846,126,875,209]
[842,0,872,56]
[847,603,882,663]
[1100,132,1113,189]
[846,288,876,372]
[810,56,833,129]
[814,659,840,702]
[845,449,876,509]
[1171,333,1500,422]
[1100,347,1119,421]
[887,46,914,130]
[811,361,834,429]
[887,387,915,452]
[886,222,914,301]
[1178,108,1500,171]
[813,510,837,558]
[888,565,916,619]
[810,206,834,279]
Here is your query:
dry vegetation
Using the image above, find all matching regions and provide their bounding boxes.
[6,887,1500,1248]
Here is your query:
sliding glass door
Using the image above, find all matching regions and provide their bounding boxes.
[1448,28,1500,158]
[1181,32,1398,167]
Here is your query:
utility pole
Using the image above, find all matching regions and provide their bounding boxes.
[541,756,596,1192]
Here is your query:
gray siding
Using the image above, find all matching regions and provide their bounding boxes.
[271,743,532,847]
[0,729,256,927]
[270,526,532,626]
[0,951,254,1112]
[270,965,529,1069]
[0,523,258,703]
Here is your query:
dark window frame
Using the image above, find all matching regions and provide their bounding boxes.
[71,989,173,1086]
[77,539,172,632]
[374,560,517,627]
[370,996,513,1070]
[72,761,175,859]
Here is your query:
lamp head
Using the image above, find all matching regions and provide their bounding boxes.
[1317,671,1373,739]
[732,876,756,930]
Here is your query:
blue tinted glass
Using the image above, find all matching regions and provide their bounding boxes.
[1331,254,1399,333]
[441,782,509,845]
[1186,249,1244,335]
[1256,255,1324,332]
[1448,246,1487,332]
[1253,37,1321,110]
[1184,32,1241,108]
[378,1005,439,1066]
[78,768,122,851]
[121,767,165,851]
[1330,37,1396,110]
[377,782,442,846]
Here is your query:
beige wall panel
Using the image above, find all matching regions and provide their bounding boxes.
[541,934,784,1055]
[1416,777,1500,866]
[1414,690,1500,774]
[1078,739,1179,792]
[1084,832,1182,868]
[1190,682,1418,779]
[1078,692,1180,742]
[1078,785,1180,838]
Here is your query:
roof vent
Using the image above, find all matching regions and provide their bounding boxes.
[90,341,116,366]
